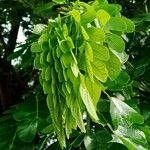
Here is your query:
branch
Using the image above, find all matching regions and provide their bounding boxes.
[0,32,7,51]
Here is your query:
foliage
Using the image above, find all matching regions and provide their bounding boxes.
[0,0,150,150]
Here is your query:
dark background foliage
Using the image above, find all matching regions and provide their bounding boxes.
[0,0,150,149]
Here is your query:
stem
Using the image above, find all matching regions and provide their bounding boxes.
[103,90,111,100]
[39,136,50,150]
[9,132,16,150]
[86,113,90,135]
[107,123,114,133]
[36,96,39,120]
[144,0,148,13]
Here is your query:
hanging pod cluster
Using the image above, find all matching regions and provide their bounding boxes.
[31,0,134,147]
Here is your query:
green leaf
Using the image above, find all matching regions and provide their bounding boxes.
[86,59,94,82]
[67,37,75,49]
[70,9,80,23]
[65,82,71,94]
[92,58,108,82]
[67,67,78,83]
[7,49,24,60]
[38,33,49,44]
[86,27,105,42]
[97,99,110,113]
[138,126,150,142]
[105,70,130,90]
[65,108,77,138]
[105,51,121,80]
[33,2,56,15]
[100,4,122,16]
[79,75,99,121]
[84,136,93,150]
[46,93,56,124]
[84,130,112,150]
[13,100,36,121]
[45,66,51,81]
[110,97,144,128]
[43,81,51,94]
[42,41,50,52]
[34,54,42,69]
[41,124,53,134]
[33,24,47,35]
[80,4,96,25]
[81,26,89,40]
[110,143,128,150]
[40,51,48,65]
[52,0,65,4]
[71,61,79,78]
[106,33,125,53]
[61,52,73,68]
[90,42,110,61]
[113,126,148,150]
[112,51,129,64]
[17,119,38,142]
[85,42,93,62]
[31,42,42,53]
[59,40,70,53]
[72,134,85,148]
[97,9,110,26]
[85,76,102,107]
[121,17,135,32]
[46,51,52,62]
[0,119,34,150]
[115,70,130,85]
[55,60,61,72]
[62,24,68,37]
[105,17,127,31]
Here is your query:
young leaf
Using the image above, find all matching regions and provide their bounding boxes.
[97,9,111,26]
[85,76,102,107]
[70,9,80,23]
[81,26,89,40]
[90,42,110,61]
[85,42,93,62]
[67,37,75,49]
[38,33,49,44]
[105,51,121,80]
[92,58,108,82]
[86,27,105,42]
[79,75,99,121]
[80,3,96,25]
[71,61,79,78]
[86,59,94,82]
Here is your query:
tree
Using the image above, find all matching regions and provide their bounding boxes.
[0,0,150,149]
